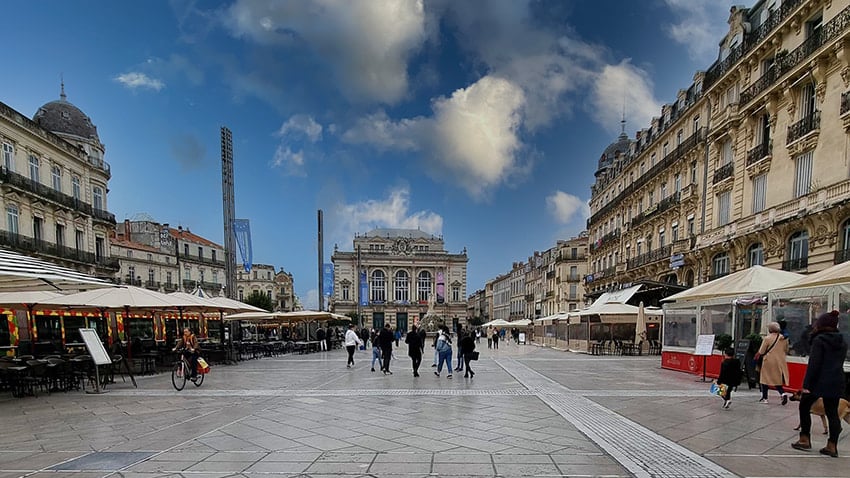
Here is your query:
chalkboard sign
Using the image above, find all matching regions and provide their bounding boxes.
[79,328,112,366]
[695,334,715,356]
[734,339,749,361]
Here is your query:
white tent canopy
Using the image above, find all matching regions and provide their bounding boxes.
[663,265,803,303]
[534,312,571,323]
[36,285,213,311]
[0,290,63,307]
[168,291,238,311]
[481,319,512,327]
[0,248,115,292]
[774,260,850,291]
[570,302,663,317]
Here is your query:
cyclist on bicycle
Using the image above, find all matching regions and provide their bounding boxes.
[173,327,199,381]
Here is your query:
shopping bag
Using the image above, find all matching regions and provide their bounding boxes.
[709,381,726,398]
[197,357,211,374]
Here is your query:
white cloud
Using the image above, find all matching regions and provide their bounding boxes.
[343,111,425,152]
[272,146,306,176]
[546,191,590,224]
[590,60,661,136]
[302,288,319,310]
[224,0,427,104]
[114,72,165,91]
[664,0,738,63]
[278,114,323,142]
[331,186,442,247]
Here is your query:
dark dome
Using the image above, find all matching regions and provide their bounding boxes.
[596,131,631,175]
[33,88,99,142]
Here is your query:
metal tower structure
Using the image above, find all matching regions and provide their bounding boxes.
[221,126,237,299]
[318,209,324,311]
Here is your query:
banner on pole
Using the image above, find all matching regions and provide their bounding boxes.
[233,219,253,273]
[359,271,369,306]
[323,263,334,297]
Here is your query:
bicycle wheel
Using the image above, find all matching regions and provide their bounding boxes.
[171,361,187,391]
[193,371,204,387]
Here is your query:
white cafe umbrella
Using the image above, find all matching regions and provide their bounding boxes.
[635,301,648,350]
[0,248,115,292]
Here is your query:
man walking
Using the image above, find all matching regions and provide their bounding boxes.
[378,323,395,374]
[316,326,327,351]
[406,324,423,377]
[344,324,363,368]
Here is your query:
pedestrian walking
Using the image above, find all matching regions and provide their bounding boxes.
[492,329,500,349]
[434,325,453,379]
[487,326,493,349]
[717,347,742,409]
[455,329,465,372]
[370,338,382,372]
[461,331,476,378]
[475,328,481,344]
[394,328,401,347]
[316,327,327,351]
[756,322,790,404]
[791,311,848,457]
[378,323,395,374]
[406,324,424,377]
[344,324,363,368]
[417,325,427,354]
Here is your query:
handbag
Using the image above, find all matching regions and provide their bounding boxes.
[755,335,780,368]
[470,351,480,361]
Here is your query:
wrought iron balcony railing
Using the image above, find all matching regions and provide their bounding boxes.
[713,162,734,183]
[834,249,850,265]
[782,257,808,271]
[0,230,119,271]
[627,244,672,270]
[746,141,772,166]
[786,111,820,145]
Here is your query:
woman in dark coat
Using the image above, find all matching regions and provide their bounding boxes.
[460,332,476,378]
[791,311,848,457]
[405,325,423,377]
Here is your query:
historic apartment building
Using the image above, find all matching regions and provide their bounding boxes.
[111,228,179,292]
[273,268,296,312]
[331,228,468,331]
[555,234,589,312]
[587,0,850,302]
[0,87,118,278]
[236,264,275,302]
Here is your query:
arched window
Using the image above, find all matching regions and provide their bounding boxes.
[785,230,809,271]
[685,270,695,287]
[748,243,764,267]
[394,270,409,303]
[711,253,730,279]
[417,271,432,302]
[370,270,386,303]
[839,219,850,264]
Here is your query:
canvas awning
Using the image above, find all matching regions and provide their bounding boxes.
[663,265,803,303]
[569,302,663,317]
[774,260,850,291]
[0,248,115,292]
[36,285,214,311]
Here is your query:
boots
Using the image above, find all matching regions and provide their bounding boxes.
[819,440,838,457]
[791,433,811,451]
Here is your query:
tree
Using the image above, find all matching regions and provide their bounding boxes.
[244,290,274,312]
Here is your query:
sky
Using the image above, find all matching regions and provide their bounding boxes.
[0,0,738,309]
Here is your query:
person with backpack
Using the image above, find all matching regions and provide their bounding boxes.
[717,347,743,409]
[434,325,453,379]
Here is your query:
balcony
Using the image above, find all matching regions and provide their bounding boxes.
[144,280,159,290]
[591,228,620,252]
[835,249,850,264]
[180,254,226,267]
[0,167,95,215]
[713,162,734,184]
[163,281,178,292]
[707,271,730,282]
[786,111,820,145]
[746,141,772,166]
[0,229,116,269]
[546,270,556,279]
[182,279,197,291]
[630,192,681,229]
[627,244,673,270]
[782,257,808,272]
[92,207,116,225]
[200,281,222,292]
[123,277,142,287]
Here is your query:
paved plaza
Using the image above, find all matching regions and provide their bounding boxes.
[0,343,847,478]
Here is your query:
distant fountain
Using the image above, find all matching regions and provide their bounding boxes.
[420,293,444,332]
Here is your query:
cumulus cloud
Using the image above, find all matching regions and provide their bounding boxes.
[272,146,306,177]
[277,114,323,142]
[331,186,442,247]
[114,72,165,91]
[343,111,425,152]
[224,0,427,104]
[664,0,738,63]
[590,60,661,136]
[546,191,590,224]
[169,133,206,171]
[302,288,319,310]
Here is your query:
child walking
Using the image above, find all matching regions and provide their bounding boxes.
[718,347,743,409]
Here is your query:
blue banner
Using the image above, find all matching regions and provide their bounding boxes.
[233,219,252,273]
[323,263,334,297]
[359,271,368,306]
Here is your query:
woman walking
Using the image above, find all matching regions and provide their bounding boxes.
[461,331,476,378]
[791,311,848,457]
[434,325,453,379]
[405,325,423,377]
[344,324,363,368]
[757,321,790,404]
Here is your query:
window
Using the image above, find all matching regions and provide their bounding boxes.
[688,217,695,235]
[794,151,813,198]
[148,269,155,284]
[75,230,84,250]
[127,250,132,258]
[417,271,432,302]
[452,285,460,302]
[71,176,81,200]
[239,289,244,301]
[370,270,386,303]
[674,174,681,193]
[147,253,152,262]
[28,155,39,182]
[199,270,205,283]
[2,142,13,170]
[659,229,666,248]
[184,268,190,280]
[752,173,767,213]
[93,186,103,210]
[212,250,217,262]
[640,162,645,176]
[569,284,577,300]
[6,205,18,234]
[212,271,218,284]
[51,165,61,191]
[691,161,698,183]
[672,223,679,242]
[651,153,656,168]
[662,142,668,157]
[677,130,683,146]
[758,113,770,145]
[721,139,733,165]
[55,224,65,247]
[718,191,731,226]
[198,246,203,259]
[800,81,816,120]
[725,83,738,105]
[748,243,764,267]
[166,271,172,285]
[843,219,850,254]
[184,244,189,257]
[661,182,667,199]
[712,253,730,278]
[32,217,43,242]
[394,270,409,302]
[95,237,104,261]
[342,284,350,301]
[569,266,577,281]
[693,116,700,134]
[128,266,136,283]
[787,230,809,269]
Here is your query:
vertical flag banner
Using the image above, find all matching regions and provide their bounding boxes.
[323,263,334,297]
[359,271,369,306]
[436,271,445,304]
[233,219,253,273]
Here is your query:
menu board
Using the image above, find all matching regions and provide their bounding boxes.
[79,328,112,365]
[694,334,716,356]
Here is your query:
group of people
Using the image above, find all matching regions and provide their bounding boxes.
[485,326,523,349]
[342,323,478,379]
[716,311,847,458]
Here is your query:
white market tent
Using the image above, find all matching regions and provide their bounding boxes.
[481,319,512,328]
[0,248,115,292]
[664,265,804,303]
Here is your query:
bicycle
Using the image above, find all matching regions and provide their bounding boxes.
[171,349,205,391]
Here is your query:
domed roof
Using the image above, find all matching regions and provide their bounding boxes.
[32,85,99,142]
[596,131,631,175]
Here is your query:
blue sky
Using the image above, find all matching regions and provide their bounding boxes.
[1,0,736,308]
